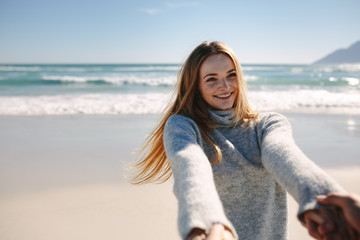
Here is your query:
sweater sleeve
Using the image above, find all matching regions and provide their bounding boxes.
[257,113,346,221]
[163,115,237,240]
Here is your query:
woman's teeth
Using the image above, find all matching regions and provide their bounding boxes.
[217,93,231,98]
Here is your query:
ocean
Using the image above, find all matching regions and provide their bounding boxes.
[0,63,359,115]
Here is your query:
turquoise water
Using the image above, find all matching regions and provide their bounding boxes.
[0,63,359,115]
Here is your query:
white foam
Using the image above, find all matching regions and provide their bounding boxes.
[291,67,304,73]
[315,64,360,73]
[42,75,90,83]
[329,77,360,86]
[112,66,180,72]
[1,89,360,116]
[242,66,275,71]
[0,93,173,115]
[342,77,359,86]
[42,75,177,86]
[244,75,259,81]
[248,89,360,114]
[338,64,360,72]
[0,66,42,72]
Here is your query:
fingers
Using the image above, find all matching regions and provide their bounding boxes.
[318,221,336,236]
[317,206,358,240]
[223,229,235,240]
[318,193,360,233]
[203,224,235,240]
[187,225,235,240]
[303,210,324,239]
[317,193,351,209]
[187,228,207,240]
[322,233,342,240]
[302,208,342,240]
[206,224,224,240]
[192,234,206,240]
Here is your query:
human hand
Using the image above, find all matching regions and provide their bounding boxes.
[186,228,206,240]
[206,224,235,240]
[301,208,335,239]
[317,193,360,234]
[187,224,235,240]
[301,207,358,240]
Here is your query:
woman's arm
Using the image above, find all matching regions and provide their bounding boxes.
[257,113,348,237]
[163,115,237,240]
[258,113,345,212]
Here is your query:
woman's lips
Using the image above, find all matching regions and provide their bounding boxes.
[214,92,232,99]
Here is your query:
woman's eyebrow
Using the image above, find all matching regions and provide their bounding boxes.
[203,69,236,79]
[203,73,217,79]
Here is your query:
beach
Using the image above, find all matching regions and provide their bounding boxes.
[0,62,359,239]
[0,113,359,240]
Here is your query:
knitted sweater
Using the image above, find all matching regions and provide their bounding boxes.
[163,109,345,240]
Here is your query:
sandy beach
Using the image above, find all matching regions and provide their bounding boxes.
[0,168,359,240]
[0,113,359,240]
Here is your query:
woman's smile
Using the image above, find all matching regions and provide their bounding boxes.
[214,92,233,99]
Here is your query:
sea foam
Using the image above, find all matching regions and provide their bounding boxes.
[0,90,359,115]
[0,93,172,115]
[41,75,177,86]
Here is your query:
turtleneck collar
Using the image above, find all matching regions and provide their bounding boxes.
[208,108,237,127]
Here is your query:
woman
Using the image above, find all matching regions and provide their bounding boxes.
[131,41,351,240]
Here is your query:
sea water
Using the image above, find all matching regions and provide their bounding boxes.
[0,63,359,115]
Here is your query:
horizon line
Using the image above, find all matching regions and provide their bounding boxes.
[0,62,320,65]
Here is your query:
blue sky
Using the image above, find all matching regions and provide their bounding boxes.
[0,0,359,64]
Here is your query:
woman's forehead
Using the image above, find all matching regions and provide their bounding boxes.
[200,54,235,77]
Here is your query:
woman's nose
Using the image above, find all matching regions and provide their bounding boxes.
[220,78,229,89]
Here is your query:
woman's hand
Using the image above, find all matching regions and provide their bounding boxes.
[187,224,235,240]
[186,228,206,240]
[207,224,235,240]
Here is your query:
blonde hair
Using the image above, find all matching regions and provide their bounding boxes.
[130,41,258,184]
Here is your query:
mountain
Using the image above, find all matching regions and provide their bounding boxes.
[313,41,360,64]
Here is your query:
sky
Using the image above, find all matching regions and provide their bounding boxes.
[0,0,359,64]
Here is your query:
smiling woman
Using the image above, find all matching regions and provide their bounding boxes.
[130,41,354,240]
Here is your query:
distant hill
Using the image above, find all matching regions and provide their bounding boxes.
[313,41,360,64]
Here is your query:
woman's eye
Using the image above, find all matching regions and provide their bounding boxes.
[228,73,236,78]
[206,78,216,82]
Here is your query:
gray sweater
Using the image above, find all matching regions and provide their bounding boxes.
[163,109,345,240]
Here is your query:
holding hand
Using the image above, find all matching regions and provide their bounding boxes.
[187,224,235,240]
[301,207,358,239]
[317,193,360,234]
[301,193,360,240]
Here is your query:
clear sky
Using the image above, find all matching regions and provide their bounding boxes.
[0,0,359,64]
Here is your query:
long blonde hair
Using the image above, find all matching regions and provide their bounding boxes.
[130,41,257,184]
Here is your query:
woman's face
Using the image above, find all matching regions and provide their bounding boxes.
[198,53,238,110]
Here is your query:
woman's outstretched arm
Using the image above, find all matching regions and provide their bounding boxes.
[163,115,237,240]
[257,113,351,239]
